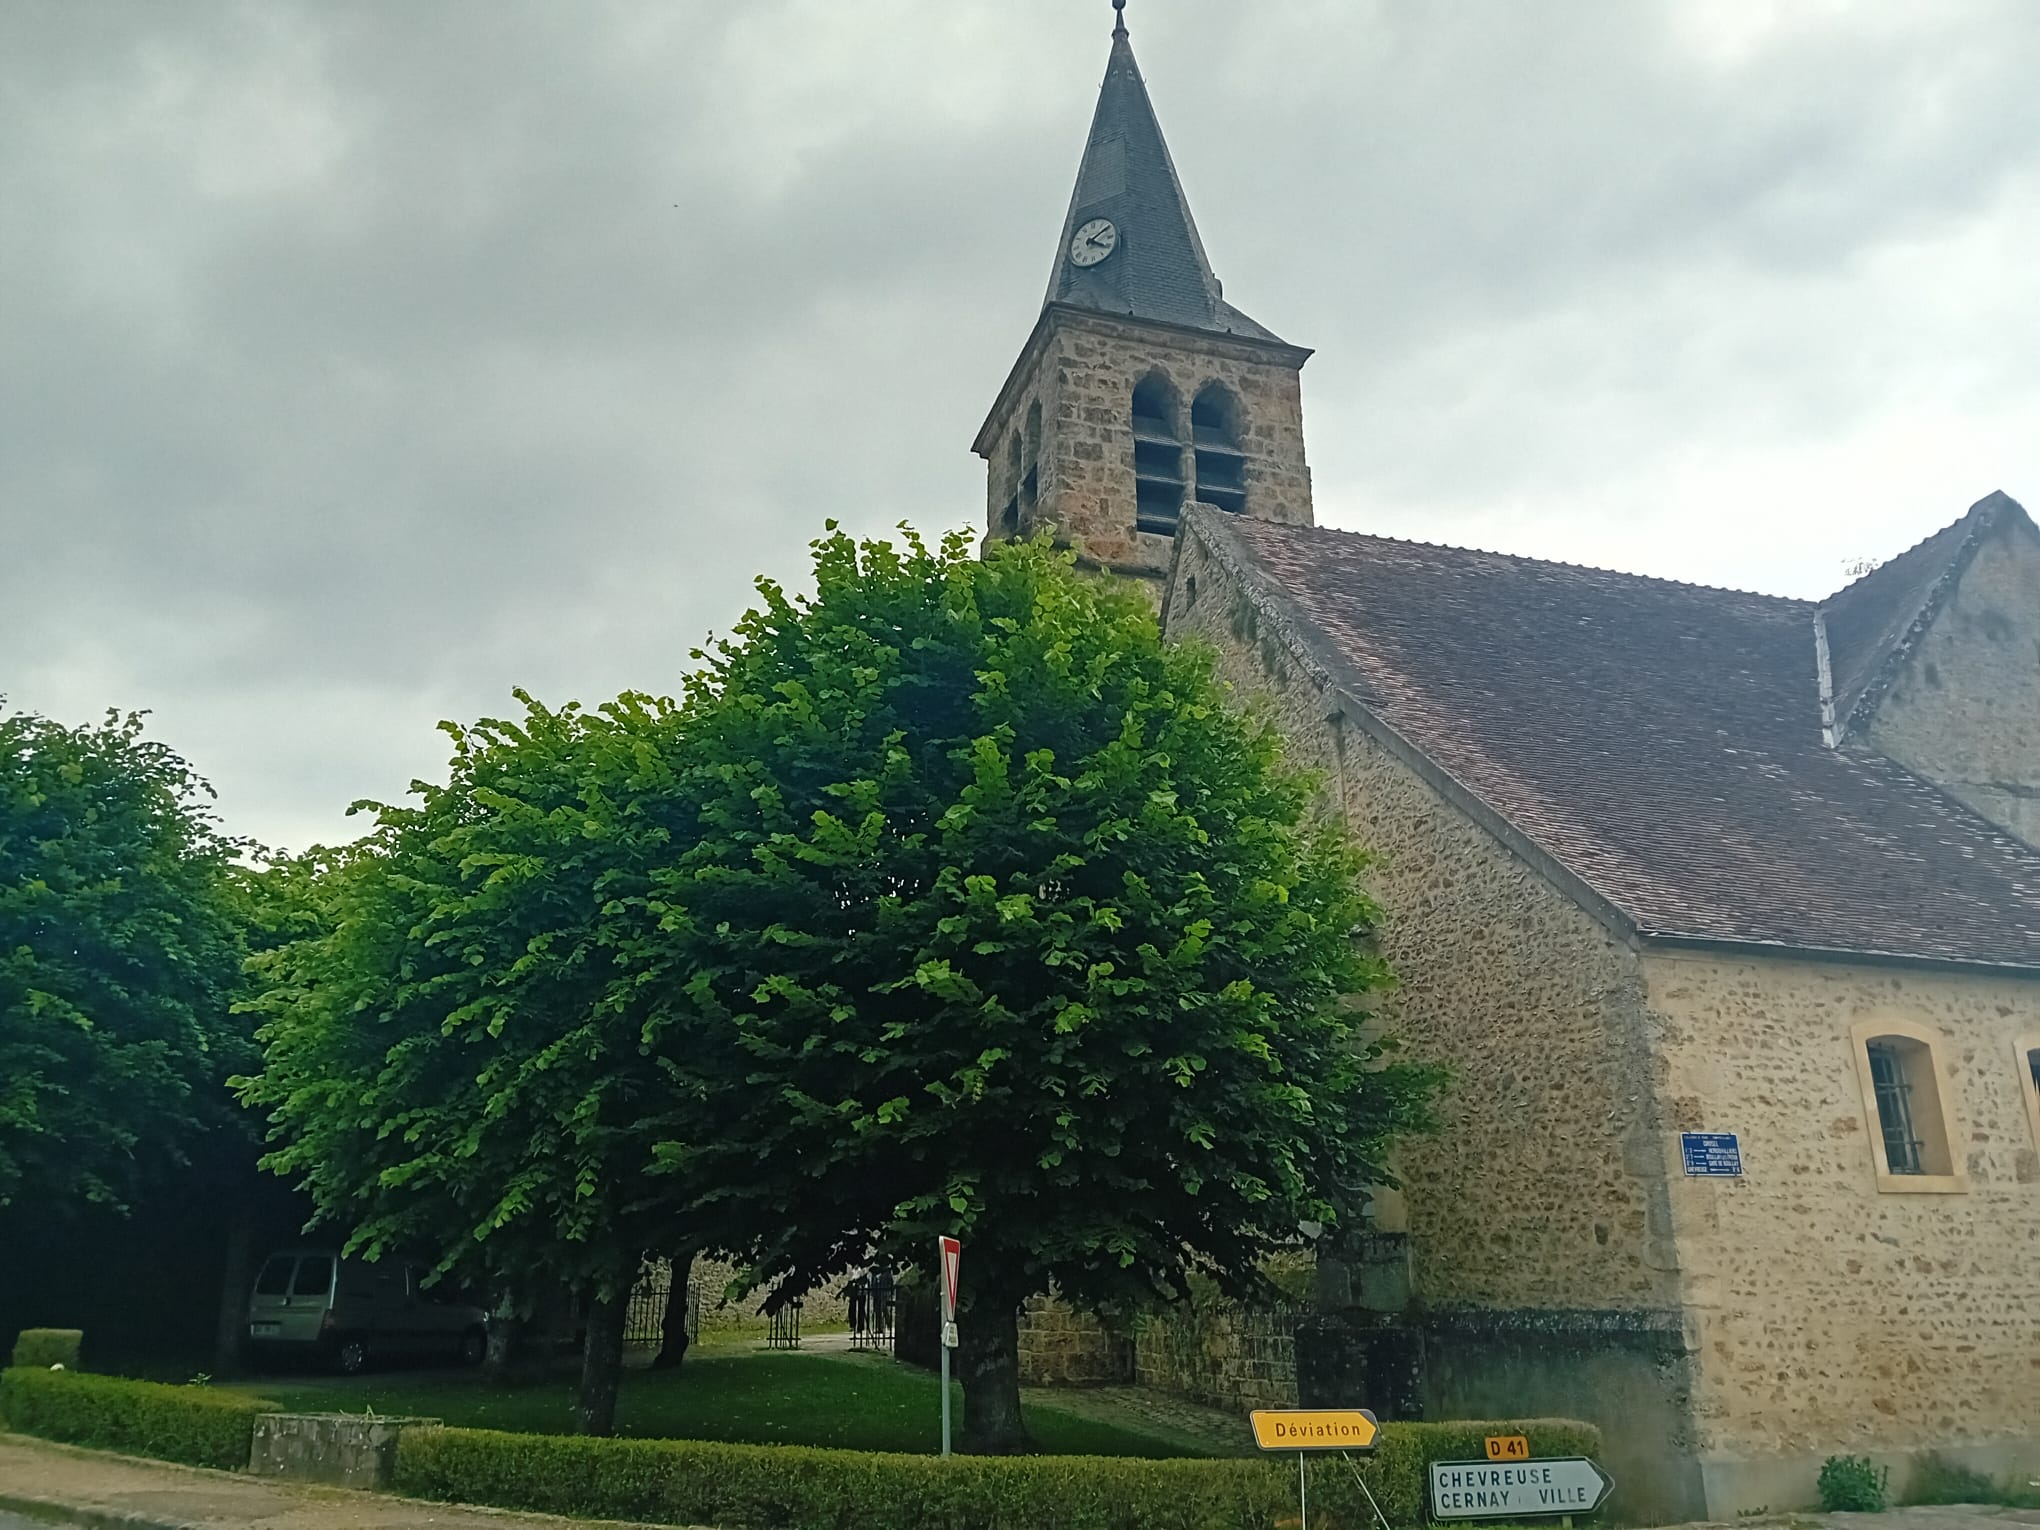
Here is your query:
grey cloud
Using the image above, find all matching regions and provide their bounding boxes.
[3,0,2034,852]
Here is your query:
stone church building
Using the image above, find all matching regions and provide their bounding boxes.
[978,10,2040,1521]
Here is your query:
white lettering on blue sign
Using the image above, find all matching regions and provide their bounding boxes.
[1680,1132,1743,1177]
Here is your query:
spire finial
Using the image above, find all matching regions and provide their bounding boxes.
[1112,0,1127,40]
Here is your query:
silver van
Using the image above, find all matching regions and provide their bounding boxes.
[246,1249,488,1374]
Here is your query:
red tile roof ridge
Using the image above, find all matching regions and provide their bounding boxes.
[1241,515,1818,607]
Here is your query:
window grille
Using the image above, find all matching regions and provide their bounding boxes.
[1867,1042,1924,1175]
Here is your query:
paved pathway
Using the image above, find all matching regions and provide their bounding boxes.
[1015,1381,1257,1457]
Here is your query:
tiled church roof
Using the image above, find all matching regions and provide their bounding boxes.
[1185,502,2040,971]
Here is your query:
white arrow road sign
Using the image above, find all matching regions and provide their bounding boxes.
[1429,1458,1613,1520]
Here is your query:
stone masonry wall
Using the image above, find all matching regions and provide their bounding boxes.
[1648,951,2040,1503]
[1164,514,2040,1513]
[1862,511,2040,848]
[1165,527,1681,1312]
[1015,1294,1133,1386]
[981,310,1312,579]
[686,1256,851,1335]
[1133,1301,1302,1413]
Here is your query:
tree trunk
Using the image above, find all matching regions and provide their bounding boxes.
[650,1248,696,1371]
[575,1289,628,1436]
[210,1215,254,1378]
[482,1284,522,1382]
[957,1296,1031,1455]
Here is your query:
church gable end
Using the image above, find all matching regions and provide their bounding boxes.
[1822,492,2040,848]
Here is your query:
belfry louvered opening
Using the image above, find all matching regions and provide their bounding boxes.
[1131,374,1185,535]
[1192,382,1246,514]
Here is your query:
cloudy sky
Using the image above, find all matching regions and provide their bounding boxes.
[4,0,2035,853]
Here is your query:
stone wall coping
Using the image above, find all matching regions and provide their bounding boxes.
[253,1413,442,1426]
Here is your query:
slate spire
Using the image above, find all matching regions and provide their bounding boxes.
[1044,7,1283,343]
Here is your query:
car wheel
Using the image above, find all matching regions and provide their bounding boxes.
[335,1337,370,1375]
[459,1328,487,1367]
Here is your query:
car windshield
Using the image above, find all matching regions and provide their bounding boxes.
[291,1256,333,1297]
[253,1256,294,1296]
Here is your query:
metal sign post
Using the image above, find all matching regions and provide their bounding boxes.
[1247,1408,1380,1527]
[937,1236,960,1458]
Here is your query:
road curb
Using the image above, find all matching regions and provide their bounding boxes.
[0,1489,205,1530]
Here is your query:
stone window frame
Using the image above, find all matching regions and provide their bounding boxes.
[1849,1017,1968,1194]
[2017,1032,2040,1156]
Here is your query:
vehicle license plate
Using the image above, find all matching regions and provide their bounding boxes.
[250,1322,281,1337]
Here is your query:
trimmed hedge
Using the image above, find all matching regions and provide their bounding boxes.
[10,1328,83,1370]
[0,1366,272,1471]
[396,1417,1603,1530]
[397,1430,1286,1529]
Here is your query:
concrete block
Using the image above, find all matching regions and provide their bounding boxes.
[247,1412,442,1490]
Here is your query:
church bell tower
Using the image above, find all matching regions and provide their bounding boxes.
[973,1,1314,581]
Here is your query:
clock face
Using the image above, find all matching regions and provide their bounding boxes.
[1069,217,1118,267]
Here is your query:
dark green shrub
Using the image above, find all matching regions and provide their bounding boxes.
[394,1417,1602,1530]
[10,1329,83,1369]
[1904,1452,1998,1506]
[1819,1454,1889,1513]
[0,1367,271,1471]
[1904,1453,2040,1509]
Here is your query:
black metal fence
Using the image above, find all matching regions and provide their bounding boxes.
[624,1264,701,1347]
[846,1274,895,1351]
[765,1298,803,1349]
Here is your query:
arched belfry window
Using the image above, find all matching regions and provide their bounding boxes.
[1192,383,1247,515]
[999,432,1023,538]
[1131,373,1185,535]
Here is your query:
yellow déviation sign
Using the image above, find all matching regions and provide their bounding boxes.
[1249,1408,1381,1452]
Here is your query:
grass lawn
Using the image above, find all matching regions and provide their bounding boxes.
[224,1350,1205,1458]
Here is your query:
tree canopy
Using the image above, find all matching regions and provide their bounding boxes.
[0,706,251,1212]
[237,692,716,1432]
[238,526,1439,1449]
[653,528,1439,1450]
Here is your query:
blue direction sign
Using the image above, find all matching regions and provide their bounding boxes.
[1680,1132,1743,1177]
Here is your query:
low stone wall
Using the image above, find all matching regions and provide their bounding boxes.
[247,1413,440,1490]
[1133,1301,1302,1413]
[684,1257,853,1335]
[1016,1295,1132,1385]
[1419,1307,1703,1526]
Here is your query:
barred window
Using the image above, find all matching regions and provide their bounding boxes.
[1852,1023,1963,1190]
[2019,1036,2040,1153]
[1867,1041,1924,1174]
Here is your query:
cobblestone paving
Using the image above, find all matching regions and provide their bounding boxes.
[1016,1382,1258,1456]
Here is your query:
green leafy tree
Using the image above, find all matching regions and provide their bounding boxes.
[655,529,1440,1453]
[0,705,251,1213]
[238,693,716,1434]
